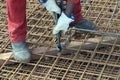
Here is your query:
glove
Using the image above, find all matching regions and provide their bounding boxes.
[53,12,74,35]
[38,0,61,14]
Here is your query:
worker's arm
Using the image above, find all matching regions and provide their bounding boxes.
[53,0,76,34]
[38,0,61,14]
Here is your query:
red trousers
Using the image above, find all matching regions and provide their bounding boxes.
[6,0,83,43]
[6,0,27,43]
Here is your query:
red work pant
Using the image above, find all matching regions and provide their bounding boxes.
[6,0,27,43]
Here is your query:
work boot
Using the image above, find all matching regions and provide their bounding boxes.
[75,19,96,30]
[11,41,31,63]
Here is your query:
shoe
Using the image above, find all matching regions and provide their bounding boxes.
[11,41,31,63]
[75,19,96,30]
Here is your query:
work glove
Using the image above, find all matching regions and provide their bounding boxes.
[53,12,74,35]
[38,0,61,14]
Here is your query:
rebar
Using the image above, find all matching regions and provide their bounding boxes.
[0,0,120,80]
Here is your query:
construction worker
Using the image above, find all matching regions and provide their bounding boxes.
[6,0,61,63]
[51,0,96,34]
[6,0,95,63]
[39,0,96,35]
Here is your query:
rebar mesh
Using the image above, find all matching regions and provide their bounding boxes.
[0,0,120,80]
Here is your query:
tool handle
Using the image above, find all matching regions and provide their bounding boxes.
[53,12,63,52]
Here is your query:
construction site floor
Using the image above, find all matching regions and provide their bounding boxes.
[0,0,120,80]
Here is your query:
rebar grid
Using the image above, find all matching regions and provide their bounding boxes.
[0,0,120,80]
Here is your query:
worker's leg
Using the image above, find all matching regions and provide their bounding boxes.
[72,0,96,30]
[6,0,31,62]
[7,0,27,42]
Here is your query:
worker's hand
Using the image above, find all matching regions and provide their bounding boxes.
[53,12,74,35]
[38,0,61,14]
